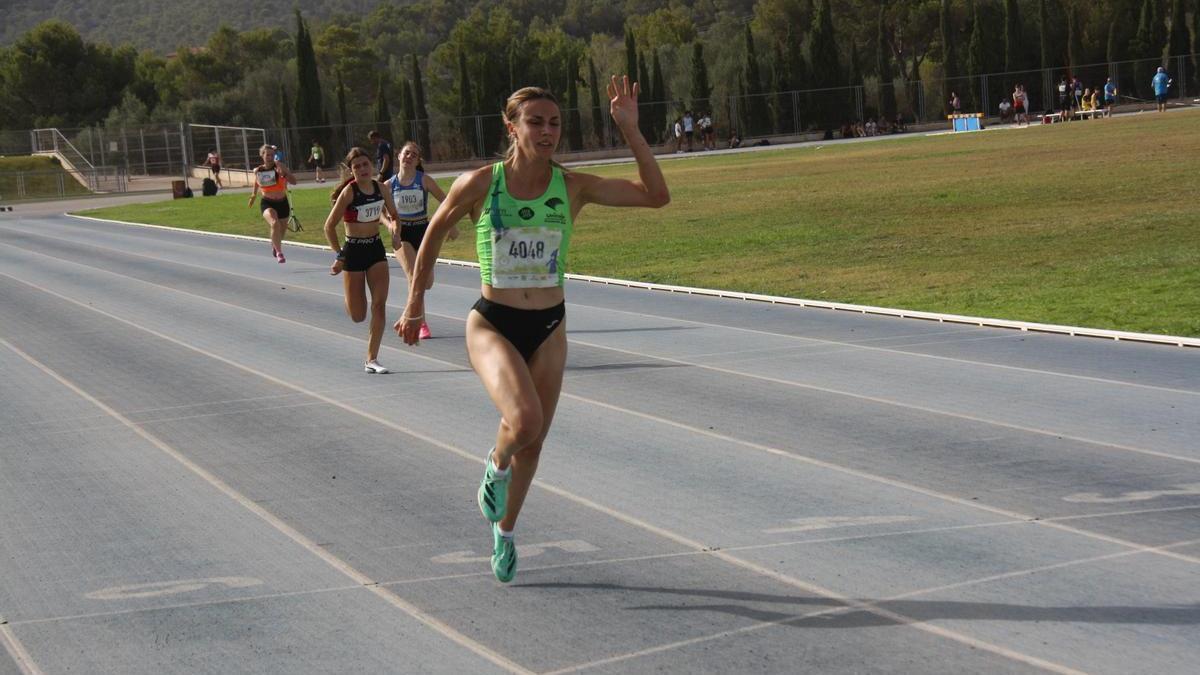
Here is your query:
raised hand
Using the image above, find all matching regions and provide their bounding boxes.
[607,75,640,132]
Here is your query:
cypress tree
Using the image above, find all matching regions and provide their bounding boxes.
[588,57,604,145]
[410,54,432,159]
[651,49,666,143]
[1166,0,1188,60]
[372,76,394,148]
[878,3,896,121]
[690,42,712,112]
[293,10,324,134]
[456,50,475,155]
[940,0,955,117]
[625,28,638,82]
[278,83,291,131]
[566,53,583,151]
[966,0,986,111]
[1038,0,1051,72]
[637,51,653,140]
[772,42,792,133]
[399,78,415,142]
[1003,0,1023,73]
[744,24,770,135]
[847,42,863,121]
[808,0,841,129]
[1066,6,1081,72]
[336,69,348,146]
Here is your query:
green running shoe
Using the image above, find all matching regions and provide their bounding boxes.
[491,523,517,583]
[477,450,509,523]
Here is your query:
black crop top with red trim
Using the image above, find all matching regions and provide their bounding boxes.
[344,180,385,224]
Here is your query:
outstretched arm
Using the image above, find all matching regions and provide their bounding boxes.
[323,187,354,275]
[576,75,670,210]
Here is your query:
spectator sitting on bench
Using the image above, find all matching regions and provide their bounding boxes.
[1080,89,1094,112]
[998,98,1013,123]
[1089,89,1101,114]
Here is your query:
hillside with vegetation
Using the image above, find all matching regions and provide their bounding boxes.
[1,0,1195,154]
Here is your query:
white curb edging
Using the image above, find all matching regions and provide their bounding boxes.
[67,213,1199,348]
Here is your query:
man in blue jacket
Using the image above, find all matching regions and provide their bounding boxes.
[1152,67,1172,112]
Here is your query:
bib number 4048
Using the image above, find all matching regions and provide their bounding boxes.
[509,240,546,260]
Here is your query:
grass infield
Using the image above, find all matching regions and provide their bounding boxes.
[79,110,1200,337]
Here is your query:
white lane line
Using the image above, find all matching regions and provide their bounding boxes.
[546,536,1200,675]
[0,623,43,675]
[59,213,1200,350]
[565,336,1200,467]
[382,504,1200,589]
[20,219,1200,397]
[4,256,1199,566]
[1063,483,1200,504]
[0,275,1088,675]
[0,337,531,675]
[3,237,1196,471]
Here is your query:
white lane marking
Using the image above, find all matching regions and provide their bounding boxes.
[85,577,262,601]
[0,337,531,675]
[0,276,1087,675]
[3,261,1199,570]
[25,219,1200,395]
[3,238,1196,472]
[1064,483,1200,504]
[566,337,1200,467]
[546,536,1200,675]
[763,515,920,534]
[431,540,599,565]
[0,623,44,675]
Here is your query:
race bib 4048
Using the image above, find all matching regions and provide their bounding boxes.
[492,227,562,288]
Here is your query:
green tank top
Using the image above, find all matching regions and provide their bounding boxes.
[476,162,572,288]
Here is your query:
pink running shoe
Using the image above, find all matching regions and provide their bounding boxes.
[271,246,279,259]
[276,249,286,263]
[419,322,432,340]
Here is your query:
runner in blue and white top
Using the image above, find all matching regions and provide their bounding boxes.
[384,141,456,340]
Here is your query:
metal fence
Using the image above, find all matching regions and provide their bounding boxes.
[1,52,1195,198]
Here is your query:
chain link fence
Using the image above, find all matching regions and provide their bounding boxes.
[2,53,1195,201]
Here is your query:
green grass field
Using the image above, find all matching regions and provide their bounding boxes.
[1,155,92,201]
[79,110,1200,336]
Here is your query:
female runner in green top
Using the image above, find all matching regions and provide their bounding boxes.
[396,77,669,583]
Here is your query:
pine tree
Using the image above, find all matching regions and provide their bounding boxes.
[878,3,896,122]
[566,53,583,151]
[690,42,711,112]
[847,42,863,122]
[1003,0,1023,73]
[772,42,792,133]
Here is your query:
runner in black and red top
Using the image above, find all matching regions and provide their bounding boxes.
[323,147,401,374]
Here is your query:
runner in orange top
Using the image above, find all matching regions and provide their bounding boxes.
[247,144,297,263]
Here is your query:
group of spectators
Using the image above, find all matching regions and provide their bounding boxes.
[840,115,908,138]
[1050,75,1120,119]
[672,110,716,152]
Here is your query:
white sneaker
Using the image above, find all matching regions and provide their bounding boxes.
[364,360,389,374]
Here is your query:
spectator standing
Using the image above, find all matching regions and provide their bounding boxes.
[307,140,326,183]
[368,130,395,182]
[1072,77,1084,110]
[1103,77,1118,109]
[949,92,962,115]
[682,110,695,151]
[1152,67,1171,112]
[673,117,683,153]
[206,149,222,190]
[1057,76,1070,113]
[698,112,714,150]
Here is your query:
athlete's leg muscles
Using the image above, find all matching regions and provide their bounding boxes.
[364,261,390,362]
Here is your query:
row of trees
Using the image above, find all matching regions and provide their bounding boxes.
[2,0,1198,158]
